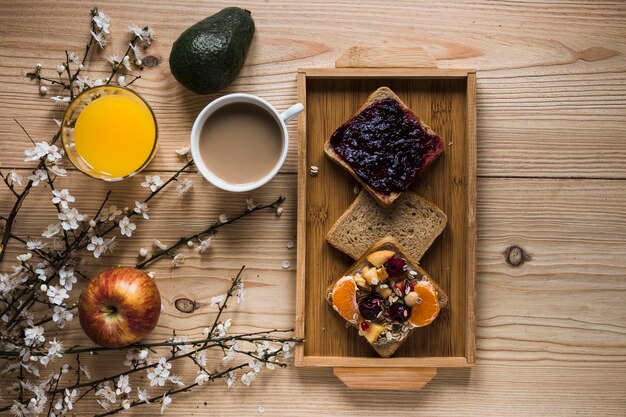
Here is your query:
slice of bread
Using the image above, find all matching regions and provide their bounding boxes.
[324,86,444,207]
[326,237,448,358]
[326,190,447,261]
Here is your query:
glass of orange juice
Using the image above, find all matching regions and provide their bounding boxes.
[61,86,158,181]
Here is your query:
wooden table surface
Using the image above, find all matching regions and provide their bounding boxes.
[1,1,625,415]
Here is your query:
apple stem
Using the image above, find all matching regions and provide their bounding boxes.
[99,305,117,315]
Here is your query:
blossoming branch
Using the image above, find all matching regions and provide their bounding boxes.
[0,7,302,416]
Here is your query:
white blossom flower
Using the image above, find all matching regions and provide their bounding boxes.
[24,326,45,347]
[42,223,61,238]
[28,169,48,186]
[129,24,155,44]
[63,388,79,410]
[58,267,77,290]
[39,85,47,95]
[95,383,117,405]
[175,145,190,156]
[176,178,193,196]
[58,207,84,230]
[153,238,167,250]
[138,247,149,258]
[56,63,65,74]
[248,359,262,373]
[168,375,185,386]
[147,357,171,387]
[224,371,235,389]
[216,318,231,337]
[26,240,46,251]
[51,95,71,106]
[137,387,150,404]
[282,341,296,358]
[107,53,121,65]
[122,399,131,409]
[124,348,149,368]
[129,42,143,64]
[141,175,164,192]
[195,370,210,385]
[219,214,228,224]
[24,141,63,163]
[160,393,171,414]
[265,357,277,370]
[134,201,149,219]
[237,281,246,304]
[195,237,211,254]
[93,10,110,33]
[194,351,207,367]
[117,75,126,87]
[115,375,131,396]
[86,236,106,258]
[222,342,239,364]
[17,253,32,262]
[171,253,185,267]
[128,23,144,38]
[210,294,225,306]
[98,205,122,222]
[49,163,67,177]
[119,216,136,237]
[121,55,132,71]
[7,170,23,186]
[90,30,108,48]
[52,306,73,328]
[68,52,80,65]
[241,371,256,386]
[79,363,92,380]
[43,284,69,305]
[46,338,64,359]
[246,198,256,211]
[51,189,75,209]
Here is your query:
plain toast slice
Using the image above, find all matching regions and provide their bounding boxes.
[326,190,447,261]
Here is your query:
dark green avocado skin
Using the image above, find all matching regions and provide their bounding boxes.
[169,7,255,94]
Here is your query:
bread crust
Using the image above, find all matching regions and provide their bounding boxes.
[325,190,448,261]
[324,86,442,207]
[326,236,448,358]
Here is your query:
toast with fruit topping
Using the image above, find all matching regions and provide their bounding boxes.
[326,190,447,261]
[324,86,444,207]
[326,237,448,358]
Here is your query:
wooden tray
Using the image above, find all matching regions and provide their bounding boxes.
[295,47,476,390]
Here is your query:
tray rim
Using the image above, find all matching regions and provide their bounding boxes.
[295,67,477,368]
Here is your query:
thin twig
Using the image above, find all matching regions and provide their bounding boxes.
[137,196,285,269]
[105,35,138,85]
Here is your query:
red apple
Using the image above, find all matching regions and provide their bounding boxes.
[79,267,161,348]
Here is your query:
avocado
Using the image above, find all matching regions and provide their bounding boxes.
[169,7,255,94]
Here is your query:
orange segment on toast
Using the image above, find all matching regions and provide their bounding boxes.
[408,280,441,327]
[331,276,359,321]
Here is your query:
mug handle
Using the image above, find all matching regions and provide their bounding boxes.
[280,103,304,123]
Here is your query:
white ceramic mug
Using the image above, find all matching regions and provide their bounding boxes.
[190,93,304,192]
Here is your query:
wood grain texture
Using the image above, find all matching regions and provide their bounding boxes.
[1,176,626,414]
[0,0,624,177]
[297,71,475,365]
[1,1,626,416]
[335,47,438,68]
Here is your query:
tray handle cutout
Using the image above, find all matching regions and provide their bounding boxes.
[333,367,437,391]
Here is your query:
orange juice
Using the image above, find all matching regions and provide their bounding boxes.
[73,91,156,178]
